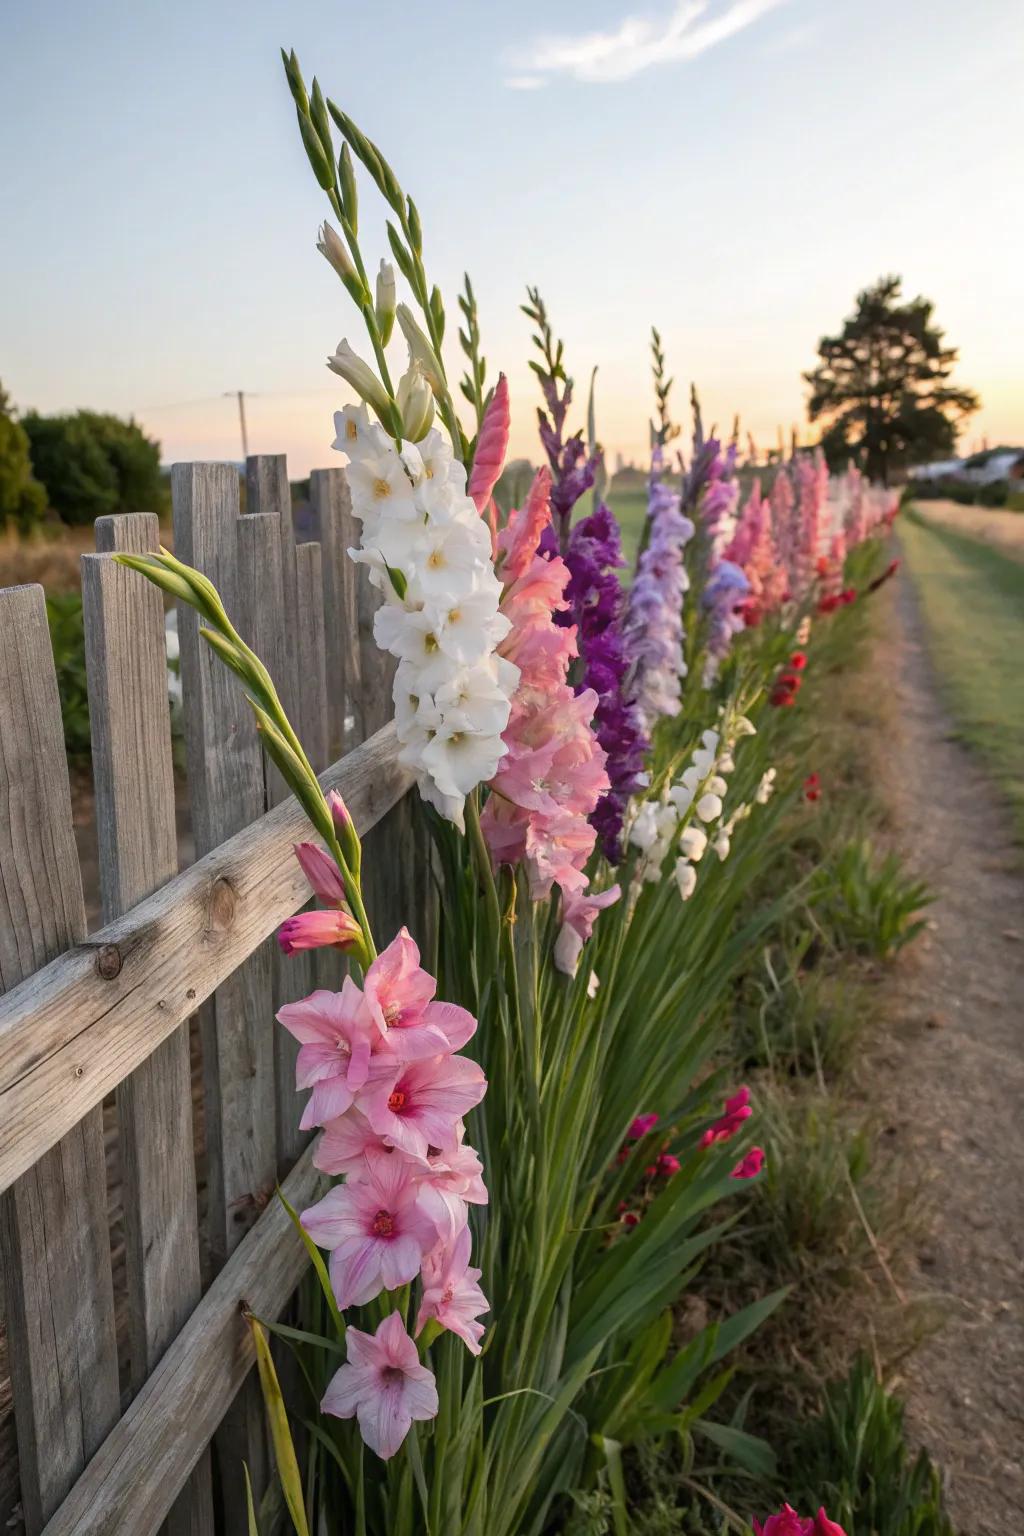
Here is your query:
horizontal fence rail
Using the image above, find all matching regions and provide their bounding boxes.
[39,1147,322,1536]
[0,724,411,1196]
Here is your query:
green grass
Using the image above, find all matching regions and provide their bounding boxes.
[900,507,1024,844]
[605,486,648,572]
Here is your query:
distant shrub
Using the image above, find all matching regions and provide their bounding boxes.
[976,479,1008,508]
[22,410,167,525]
[1006,489,1024,513]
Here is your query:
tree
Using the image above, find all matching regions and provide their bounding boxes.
[21,409,167,524]
[0,382,47,532]
[805,276,979,484]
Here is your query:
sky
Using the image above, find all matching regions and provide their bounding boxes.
[2,0,1022,478]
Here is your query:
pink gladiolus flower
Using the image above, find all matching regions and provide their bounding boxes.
[497,467,553,582]
[554,885,621,976]
[276,979,374,1129]
[700,1086,752,1148]
[731,1147,765,1180]
[628,1113,659,1141]
[363,928,476,1059]
[416,1224,490,1354]
[294,841,348,904]
[314,1106,389,1178]
[278,908,362,956]
[301,1150,441,1308]
[361,1054,487,1159]
[326,789,352,833]
[467,373,509,515]
[321,1311,438,1460]
[657,1153,681,1177]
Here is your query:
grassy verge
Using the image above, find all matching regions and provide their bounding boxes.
[899,507,1024,844]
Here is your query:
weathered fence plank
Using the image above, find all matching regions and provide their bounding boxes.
[83,514,215,1536]
[0,585,120,1534]
[309,466,357,760]
[173,462,278,1524]
[39,1147,323,1536]
[0,723,411,1195]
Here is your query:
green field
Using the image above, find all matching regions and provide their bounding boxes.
[900,507,1024,844]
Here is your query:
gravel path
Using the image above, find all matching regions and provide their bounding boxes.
[875,570,1024,1533]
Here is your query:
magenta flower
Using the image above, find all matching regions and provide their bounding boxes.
[363,928,477,1059]
[699,1086,752,1148]
[731,1147,765,1180]
[628,1113,659,1141]
[361,1054,487,1159]
[276,978,374,1129]
[301,1150,440,1308]
[321,1311,438,1460]
[753,1506,811,1536]
[294,841,348,904]
[812,1512,847,1536]
[416,1224,490,1355]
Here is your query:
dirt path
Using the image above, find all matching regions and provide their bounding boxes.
[874,571,1024,1533]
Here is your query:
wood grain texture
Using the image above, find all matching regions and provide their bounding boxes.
[173,464,276,1526]
[83,515,215,1536]
[309,466,357,760]
[39,1147,323,1536]
[235,508,312,1176]
[0,584,120,1534]
[0,723,412,1195]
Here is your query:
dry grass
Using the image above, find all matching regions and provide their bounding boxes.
[0,523,175,594]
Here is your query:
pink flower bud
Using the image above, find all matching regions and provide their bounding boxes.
[731,1147,765,1180]
[294,842,347,905]
[278,908,362,956]
[627,1112,659,1141]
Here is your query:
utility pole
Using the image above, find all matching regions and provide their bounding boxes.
[224,390,250,461]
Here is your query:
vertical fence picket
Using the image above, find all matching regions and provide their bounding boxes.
[83,514,215,1536]
[235,504,306,1170]
[0,585,120,1535]
[310,467,357,759]
[173,464,275,1527]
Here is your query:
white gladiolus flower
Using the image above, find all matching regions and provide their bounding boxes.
[629,802,660,853]
[587,971,600,999]
[675,859,697,900]
[413,521,492,600]
[337,419,517,827]
[347,451,419,522]
[755,768,777,805]
[678,826,708,862]
[712,830,731,861]
[318,221,358,283]
[696,792,723,823]
[668,783,694,815]
[420,725,508,799]
[436,591,510,666]
[396,362,434,441]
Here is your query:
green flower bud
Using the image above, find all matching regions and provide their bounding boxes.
[375,259,397,346]
[326,339,393,426]
[396,304,445,397]
[396,364,435,442]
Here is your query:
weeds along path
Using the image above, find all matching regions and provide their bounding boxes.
[877,568,1024,1532]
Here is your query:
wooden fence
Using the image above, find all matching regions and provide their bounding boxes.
[0,456,429,1535]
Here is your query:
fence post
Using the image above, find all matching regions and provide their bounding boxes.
[83,514,215,1536]
[173,463,275,1529]
[0,584,120,1534]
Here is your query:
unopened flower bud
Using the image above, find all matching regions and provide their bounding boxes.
[326,339,393,427]
[317,221,355,281]
[294,842,347,905]
[277,907,362,956]
[396,364,435,442]
[396,304,445,396]
[375,259,397,346]
[326,790,361,867]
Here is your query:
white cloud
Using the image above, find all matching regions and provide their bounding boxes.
[508,0,788,86]
[505,74,545,90]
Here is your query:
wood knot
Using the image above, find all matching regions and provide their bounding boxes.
[208,877,237,933]
[95,944,122,980]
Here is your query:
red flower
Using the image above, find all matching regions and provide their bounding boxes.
[803,773,821,802]
[789,651,807,670]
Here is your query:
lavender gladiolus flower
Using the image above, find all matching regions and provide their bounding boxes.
[701,559,751,685]
[623,445,694,731]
